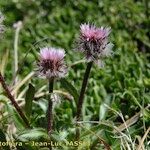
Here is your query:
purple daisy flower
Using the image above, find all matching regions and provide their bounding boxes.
[37,47,67,79]
[77,23,113,66]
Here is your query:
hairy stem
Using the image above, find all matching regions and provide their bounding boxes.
[0,72,30,128]
[76,61,93,138]
[47,78,54,134]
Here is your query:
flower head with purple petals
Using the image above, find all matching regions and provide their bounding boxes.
[37,47,67,79]
[76,23,113,66]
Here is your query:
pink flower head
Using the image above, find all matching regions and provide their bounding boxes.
[77,23,113,65]
[37,47,67,78]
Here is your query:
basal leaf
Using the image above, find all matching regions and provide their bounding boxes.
[25,83,35,119]
[60,78,79,104]
[17,128,48,142]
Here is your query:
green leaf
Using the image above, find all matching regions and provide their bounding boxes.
[60,78,79,104]
[6,104,25,130]
[0,129,10,150]
[25,83,35,119]
[122,90,142,108]
[99,95,111,121]
[17,128,48,142]
[80,123,112,139]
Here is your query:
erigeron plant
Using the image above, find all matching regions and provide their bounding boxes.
[75,23,113,138]
[37,47,67,134]
[0,18,113,149]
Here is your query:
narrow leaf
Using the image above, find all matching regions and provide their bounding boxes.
[60,78,79,104]
[81,123,112,138]
[25,83,35,119]
[99,95,111,121]
[6,104,25,129]
[17,128,48,141]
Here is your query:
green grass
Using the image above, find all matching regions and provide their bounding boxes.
[0,0,150,150]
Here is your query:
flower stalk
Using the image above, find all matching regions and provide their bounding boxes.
[76,61,93,139]
[0,72,30,128]
[47,77,54,134]
[76,61,93,121]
